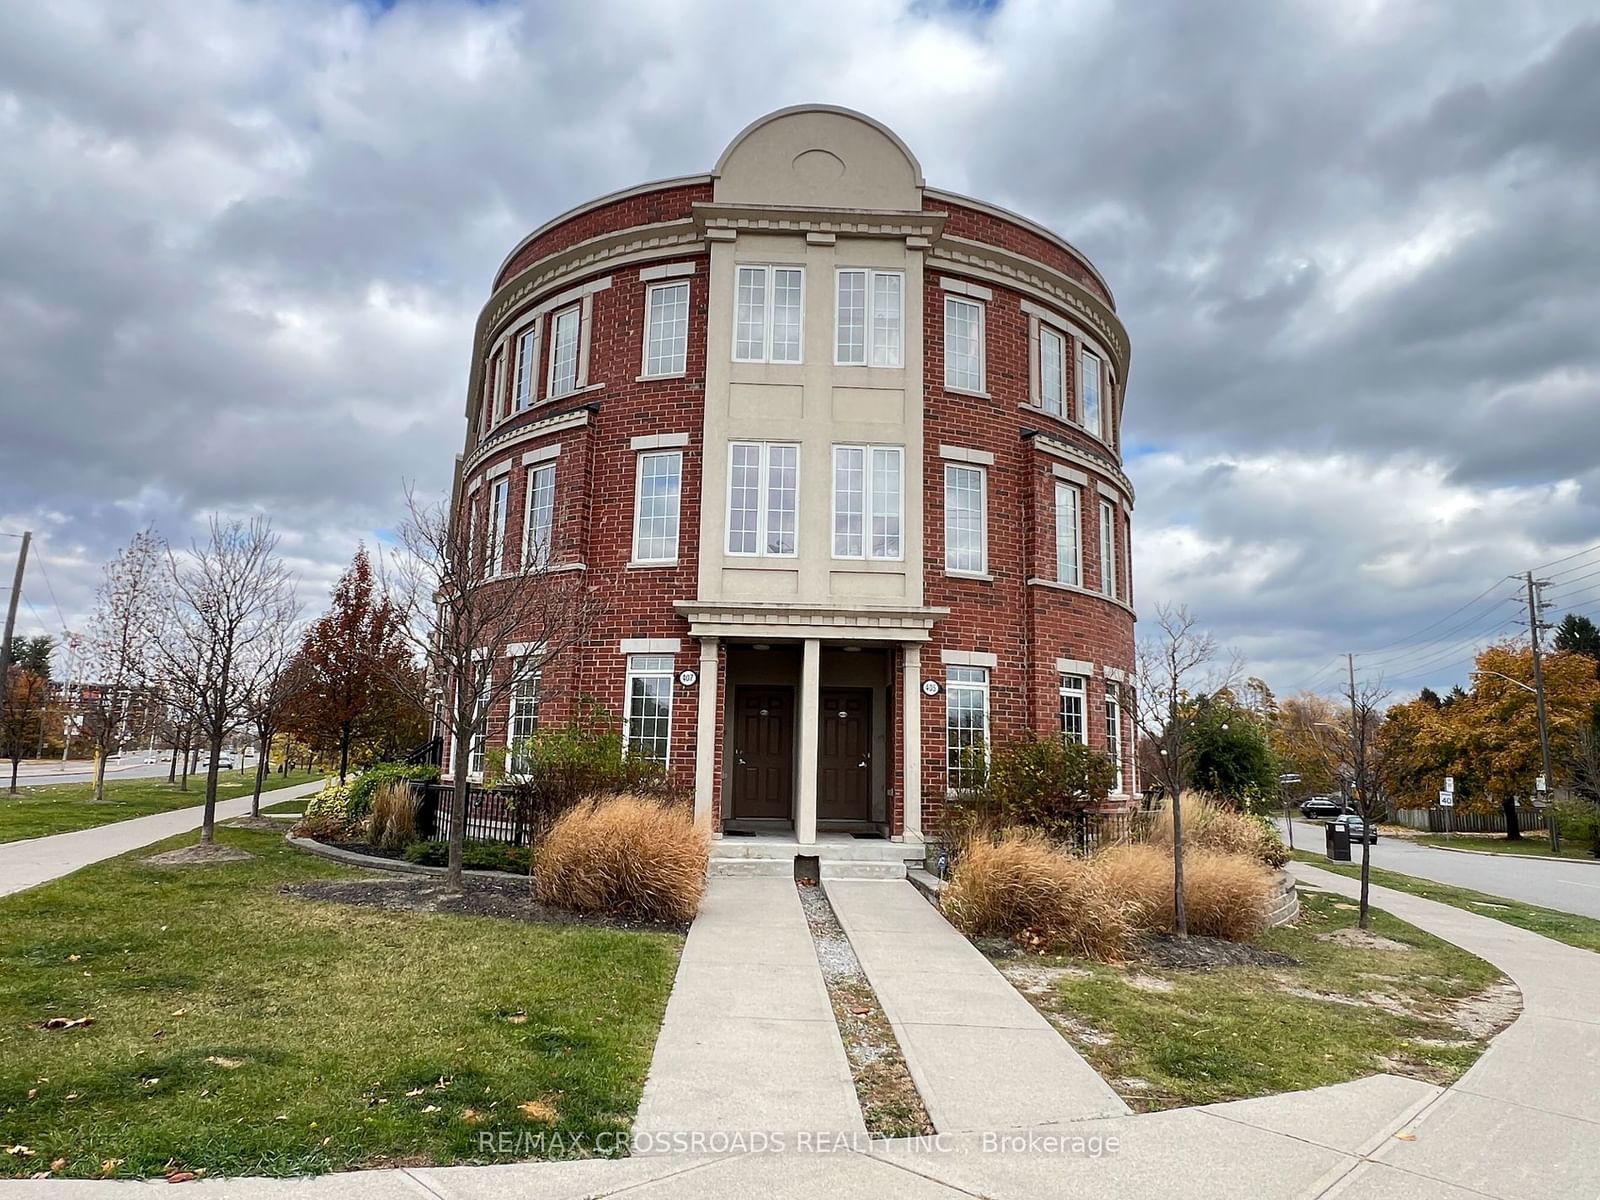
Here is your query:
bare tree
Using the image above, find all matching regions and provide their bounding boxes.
[388,485,604,892]
[153,517,296,844]
[84,529,168,801]
[242,604,304,815]
[1134,604,1238,938]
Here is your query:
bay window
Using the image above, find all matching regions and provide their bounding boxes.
[1060,674,1088,745]
[485,477,508,579]
[1055,482,1081,587]
[523,463,555,569]
[1105,681,1124,793]
[548,304,580,398]
[1080,348,1103,438]
[1039,325,1066,417]
[513,327,539,412]
[1100,498,1118,600]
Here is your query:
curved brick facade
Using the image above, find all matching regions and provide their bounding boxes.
[450,106,1135,842]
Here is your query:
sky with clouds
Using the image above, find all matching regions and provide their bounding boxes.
[2,0,1597,698]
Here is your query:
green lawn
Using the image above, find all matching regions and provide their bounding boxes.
[1410,833,1598,861]
[0,771,321,843]
[1292,850,1600,955]
[0,826,681,1179]
[1007,890,1506,1110]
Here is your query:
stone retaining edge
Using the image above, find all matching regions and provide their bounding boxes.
[285,836,516,881]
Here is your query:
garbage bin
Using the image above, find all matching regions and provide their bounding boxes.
[1326,821,1351,862]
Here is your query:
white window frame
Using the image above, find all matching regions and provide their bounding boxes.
[1060,674,1088,745]
[523,463,556,570]
[1105,680,1124,793]
[547,304,581,399]
[943,462,988,576]
[488,352,505,425]
[1055,482,1081,587]
[946,665,990,792]
[466,678,490,781]
[623,654,674,765]
[1080,348,1104,439]
[642,280,690,378]
[1039,324,1067,417]
[631,450,683,565]
[512,326,539,412]
[1099,497,1118,600]
[943,295,986,393]
[484,477,509,579]
[506,659,541,776]
[732,264,805,364]
[726,441,800,558]
[834,268,904,368]
[831,444,904,561]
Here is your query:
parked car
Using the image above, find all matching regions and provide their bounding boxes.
[1336,815,1379,844]
[1300,796,1346,819]
[141,754,159,765]
[216,754,236,770]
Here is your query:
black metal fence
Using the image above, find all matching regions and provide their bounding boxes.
[414,781,539,846]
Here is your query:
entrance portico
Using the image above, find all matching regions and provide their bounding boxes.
[675,602,945,845]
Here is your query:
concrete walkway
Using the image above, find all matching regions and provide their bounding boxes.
[0,779,323,898]
[631,875,864,1143]
[825,878,1129,1131]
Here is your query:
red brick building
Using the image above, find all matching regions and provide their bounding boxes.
[449,106,1135,857]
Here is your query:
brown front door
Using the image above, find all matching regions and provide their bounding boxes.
[731,686,794,820]
[818,688,872,821]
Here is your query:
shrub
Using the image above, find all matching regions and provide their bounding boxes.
[1094,843,1272,941]
[346,762,440,820]
[292,812,356,843]
[368,781,418,851]
[941,831,1132,960]
[303,778,354,823]
[401,840,532,873]
[947,735,1117,845]
[1149,791,1287,867]
[535,794,709,923]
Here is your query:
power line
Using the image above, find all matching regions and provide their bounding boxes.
[1357,593,1521,672]
[30,544,74,638]
[1360,615,1523,685]
[1535,541,1600,572]
[1354,578,1513,657]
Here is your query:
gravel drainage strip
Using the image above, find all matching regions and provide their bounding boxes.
[796,879,934,1139]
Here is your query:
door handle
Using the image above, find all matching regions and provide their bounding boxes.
[857,759,868,768]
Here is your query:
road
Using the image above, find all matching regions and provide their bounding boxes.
[11,756,258,788]
[1284,817,1600,921]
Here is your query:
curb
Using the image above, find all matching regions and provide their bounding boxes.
[285,836,522,881]
[1421,843,1600,866]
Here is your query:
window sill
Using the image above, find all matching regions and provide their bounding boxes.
[635,371,687,383]
[1026,576,1137,616]
[945,570,994,583]
[829,555,907,566]
[546,382,604,404]
[627,559,680,570]
[944,385,991,401]
[523,561,587,575]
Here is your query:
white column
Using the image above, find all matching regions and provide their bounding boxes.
[692,637,719,829]
[796,637,821,845]
[902,644,923,842]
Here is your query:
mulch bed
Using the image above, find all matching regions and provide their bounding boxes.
[282,875,689,934]
[1136,933,1298,969]
[142,844,255,866]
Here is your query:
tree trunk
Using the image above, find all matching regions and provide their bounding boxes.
[251,732,270,815]
[338,726,352,784]
[92,743,108,802]
[179,737,190,791]
[200,734,222,844]
[167,743,178,783]
[447,725,471,894]
[1171,784,1188,938]
[8,758,18,794]
[1501,794,1522,840]
[1358,810,1373,930]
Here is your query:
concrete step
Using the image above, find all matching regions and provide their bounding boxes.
[712,837,922,863]
[708,858,796,878]
[819,860,906,880]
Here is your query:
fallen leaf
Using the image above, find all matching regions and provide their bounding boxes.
[26,1089,36,1100]
[100,1159,124,1175]
[166,1170,199,1183]
[505,1012,528,1024]
[64,1093,79,1101]
[460,1108,483,1124]
[518,1099,559,1122]
[50,1159,66,1172]
[5,1146,36,1159]
[1394,1131,1417,1142]
[851,1007,871,1016]
[170,1009,188,1018]
[67,954,81,962]
[142,1078,161,1089]
[421,1104,440,1114]
[205,1056,243,1069]
[42,1016,95,1031]
[405,1088,426,1097]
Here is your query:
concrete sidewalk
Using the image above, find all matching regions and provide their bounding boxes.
[825,878,1129,1131]
[631,875,864,1143]
[0,779,323,898]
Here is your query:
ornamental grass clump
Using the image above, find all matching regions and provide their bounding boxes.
[367,781,418,851]
[1094,842,1273,941]
[942,831,1132,961]
[1148,791,1288,867]
[534,794,709,923]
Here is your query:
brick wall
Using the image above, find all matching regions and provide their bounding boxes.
[495,182,713,289]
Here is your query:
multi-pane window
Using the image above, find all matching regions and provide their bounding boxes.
[485,478,509,578]
[549,305,580,398]
[944,463,987,575]
[513,327,538,411]
[1060,674,1088,745]
[1039,325,1066,417]
[644,282,689,376]
[1100,498,1119,599]
[835,269,903,367]
[946,666,990,791]
[1055,482,1081,587]
[624,655,673,764]
[523,464,555,569]
[507,661,541,775]
[727,442,798,556]
[832,445,903,559]
[733,265,804,363]
[467,679,489,779]
[944,296,985,392]
[488,353,505,424]
[632,451,682,564]
[1105,681,1124,793]
[1080,348,1102,438]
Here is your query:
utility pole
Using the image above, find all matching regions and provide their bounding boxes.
[0,532,33,741]
[1526,571,1558,853]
